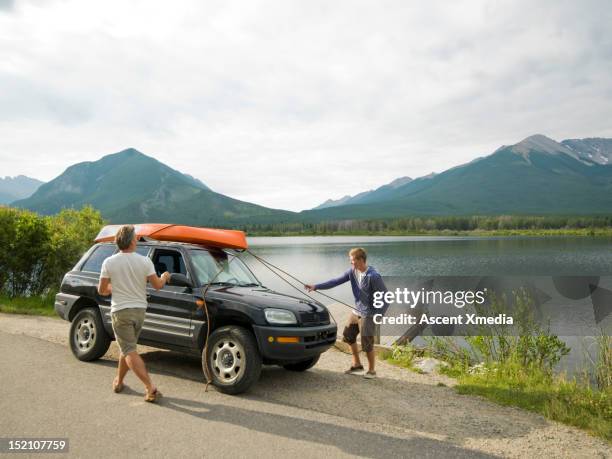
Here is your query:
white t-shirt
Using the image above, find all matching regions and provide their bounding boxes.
[352,268,367,316]
[354,268,366,287]
[100,252,156,313]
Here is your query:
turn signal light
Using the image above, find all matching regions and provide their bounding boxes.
[276,336,300,343]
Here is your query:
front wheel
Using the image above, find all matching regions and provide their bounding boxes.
[69,307,111,361]
[203,326,262,395]
[283,355,320,372]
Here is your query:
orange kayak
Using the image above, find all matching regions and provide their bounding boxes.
[94,223,248,250]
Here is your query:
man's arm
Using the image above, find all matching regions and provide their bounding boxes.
[148,272,171,291]
[98,277,112,296]
[305,270,350,292]
[370,273,389,312]
[98,259,112,296]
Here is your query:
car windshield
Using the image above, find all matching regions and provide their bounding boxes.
[189,249,261,287]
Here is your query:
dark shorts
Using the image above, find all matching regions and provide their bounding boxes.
[342,314,375,352]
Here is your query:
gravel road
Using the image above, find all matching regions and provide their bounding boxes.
[0,313,609,458]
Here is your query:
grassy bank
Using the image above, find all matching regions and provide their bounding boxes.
[246,228,612,237]
[0,292,57,317]
[382,290,611,441]
[455,361,611,440]
[384,336,611,442]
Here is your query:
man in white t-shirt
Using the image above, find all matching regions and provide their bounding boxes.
[97,225,170,402]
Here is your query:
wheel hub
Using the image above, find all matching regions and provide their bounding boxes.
[210,339,246,384]
[220,350,234,368]
[75,318,95,350]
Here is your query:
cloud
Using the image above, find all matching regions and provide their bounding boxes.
[0,0,14,12]
[0,0,611,210]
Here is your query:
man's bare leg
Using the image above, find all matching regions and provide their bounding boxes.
[115,355,129,386]
[346,314,362,367]
[366,350,376,373]
[125,351,156,392]
[350,343,362,367]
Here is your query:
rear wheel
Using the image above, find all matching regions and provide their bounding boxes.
[203,326,262,395]
[69,307,111,361]
[283,355,320,372]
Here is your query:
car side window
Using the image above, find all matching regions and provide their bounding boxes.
[151,248,187,277]
[81,245,116,273]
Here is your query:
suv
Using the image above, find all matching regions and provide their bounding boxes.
[54,241,337,394]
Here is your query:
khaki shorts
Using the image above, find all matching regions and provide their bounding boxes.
[342,313,376,353]
[111,308,146,355]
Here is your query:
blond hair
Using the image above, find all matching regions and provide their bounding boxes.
[115,225,135,250]
[349,247,367,262]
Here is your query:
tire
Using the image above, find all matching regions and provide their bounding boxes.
[69,307,111,361]
[283,355,320,372]
[203,326,262,395]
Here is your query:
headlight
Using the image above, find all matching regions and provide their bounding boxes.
[264,308,297,325]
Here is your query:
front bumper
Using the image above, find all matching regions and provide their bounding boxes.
[253,323,337,363]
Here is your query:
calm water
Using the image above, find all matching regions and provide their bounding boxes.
[244,236,612,296]
[243,236,612,375]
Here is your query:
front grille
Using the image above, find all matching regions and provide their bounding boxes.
[299,310,330,325]
[304,330,336,342]
[304,330,337,348]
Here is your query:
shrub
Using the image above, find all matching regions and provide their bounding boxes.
[0,206,105,297]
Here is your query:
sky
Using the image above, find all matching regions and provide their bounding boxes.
[1,0,611,211]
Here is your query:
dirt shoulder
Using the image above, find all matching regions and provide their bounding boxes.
[0,313,609,458]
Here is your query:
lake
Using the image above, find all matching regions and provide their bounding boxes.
[243,236,612,375]
[244,235,612,304]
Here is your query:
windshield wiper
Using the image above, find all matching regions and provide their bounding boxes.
[207,281,260,287]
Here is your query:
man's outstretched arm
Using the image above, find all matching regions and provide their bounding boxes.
[305,270,350,292]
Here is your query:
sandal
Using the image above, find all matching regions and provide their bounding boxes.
[112,379,124,393]
[144,388,162,403]
[344,364,365,374]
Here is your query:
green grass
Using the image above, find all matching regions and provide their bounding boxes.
[455,362,611,441]
[0,292,57,317]
[381,344,427,374]
[382,339,612,442]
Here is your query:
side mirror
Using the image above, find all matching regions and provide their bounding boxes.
[168,273,192,288]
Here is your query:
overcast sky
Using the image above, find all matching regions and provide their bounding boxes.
[1,0,611,211]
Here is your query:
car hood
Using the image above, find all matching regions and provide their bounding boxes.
[208,285,328,315]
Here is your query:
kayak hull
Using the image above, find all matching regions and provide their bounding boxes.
[94,224,248,250]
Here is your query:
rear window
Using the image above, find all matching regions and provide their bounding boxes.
[81,245,116,273]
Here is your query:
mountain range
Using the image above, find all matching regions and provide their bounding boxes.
[313,176,417,209]
[0,175,44,204]
[13,148,291,225]
[8,134,612,225]
[300,135,612,220]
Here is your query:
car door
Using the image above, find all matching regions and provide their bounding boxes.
[141,247,196,349]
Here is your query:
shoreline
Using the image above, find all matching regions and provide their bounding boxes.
[246,228,612,237]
